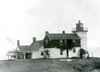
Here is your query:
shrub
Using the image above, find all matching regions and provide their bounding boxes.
[73,59,94,72]
[93,59,100,69]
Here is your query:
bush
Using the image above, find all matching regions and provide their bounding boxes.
[93,59,100,69]
[73,59,94,72]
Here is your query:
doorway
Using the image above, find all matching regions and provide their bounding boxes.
[26,52,32,59]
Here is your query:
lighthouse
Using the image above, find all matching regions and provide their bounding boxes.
[72,20,88,50]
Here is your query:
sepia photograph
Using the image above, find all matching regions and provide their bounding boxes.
[0,0,100,72]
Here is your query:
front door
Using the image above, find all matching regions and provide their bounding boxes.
[26,52,32,59]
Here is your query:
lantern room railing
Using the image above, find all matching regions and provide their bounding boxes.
[72,27,88,32]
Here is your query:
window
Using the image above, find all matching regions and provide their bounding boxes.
[44,40,48,48]
[60,40,63,43]
[64,40,67,46]
[65,40,67,42]
[73,40,76,45]
[41,51,44,55]
[60,49,63,55]
[73,48,76,53]
[45,40,48,43]
[59,40,63,46]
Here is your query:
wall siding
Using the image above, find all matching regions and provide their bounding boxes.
[45,47,80,58]
[32,46,44,59]
[75,32,87,50]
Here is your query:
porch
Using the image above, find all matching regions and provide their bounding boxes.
[7,50,32,59]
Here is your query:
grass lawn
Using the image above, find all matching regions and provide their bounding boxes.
[0,58,99,72]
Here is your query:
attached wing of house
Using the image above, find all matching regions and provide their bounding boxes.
[7,40,43,59]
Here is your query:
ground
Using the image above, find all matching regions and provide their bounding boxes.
[0,58,99,72]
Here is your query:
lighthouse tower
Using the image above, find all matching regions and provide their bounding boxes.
[72,20,88,50]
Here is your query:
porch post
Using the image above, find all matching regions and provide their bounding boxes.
[16,53,17,60]
[23,53,26,59]
[8,55,9,60]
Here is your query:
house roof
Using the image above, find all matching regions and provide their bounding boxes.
[18,40,43,52]
[31,40,43,50]
[46,33,80,40]
[18,46,33,52]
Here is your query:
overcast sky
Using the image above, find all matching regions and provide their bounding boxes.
[0,0,99,59]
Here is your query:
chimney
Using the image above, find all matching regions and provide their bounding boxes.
[17,40,20,47]
[33,37,36,43]
[45,31,49,35]
[62,30,65,34]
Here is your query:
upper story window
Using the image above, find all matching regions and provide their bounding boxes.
[64,40,67,44]
[60,40,63,43]
[73,40,76,45]
[45,40,48,44]
[59,40,63,46]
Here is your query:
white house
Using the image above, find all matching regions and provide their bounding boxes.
[8,20,88,59]
[43,20,88,58]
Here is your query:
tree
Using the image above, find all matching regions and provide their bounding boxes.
[65,40,74,58]
[58,39,74,58]
[79,48,86,59]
